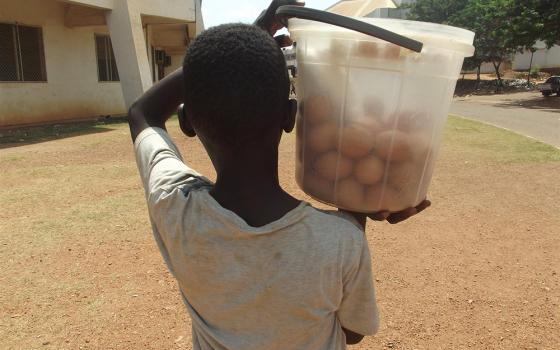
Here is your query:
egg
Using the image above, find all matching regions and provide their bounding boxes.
[335,178,365,210]
[374,129,413,162]
[329,39,350,61]
[354,41,381,58]
[313,151,353,181]
[396,111,429,132]
[383,45,401,59]
[363,97,386,118]
[305,95,331,124]
[339,124,375,158]
[354,155,385,185]
[349,115,384,134]
[306,121,339,152]
[392,181,421,209]
[365,185,405,212]
[302,172,335,202]
[408,133,432,163]
[386,162,418,190]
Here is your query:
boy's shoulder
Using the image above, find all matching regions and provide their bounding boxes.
[302,205,366,246]
[308,207,364,232]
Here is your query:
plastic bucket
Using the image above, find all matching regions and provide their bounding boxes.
[288,17,474,212]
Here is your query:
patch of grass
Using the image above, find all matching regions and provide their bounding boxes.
[1,154,25,162]
[444,116,560,164]
[0,116,128,147]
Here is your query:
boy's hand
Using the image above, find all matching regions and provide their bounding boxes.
[254,0,305,46]
[342,199,431,229]
[368,199,431,224]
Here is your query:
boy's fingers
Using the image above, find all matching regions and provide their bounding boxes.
[255,0,305,34]
[415,199,431,213]
[274,34,293,47]
[367,199,430,224]
[387,207,417,224]
[368,211,390,221]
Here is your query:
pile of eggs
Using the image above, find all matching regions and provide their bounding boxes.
[297,94,434,213]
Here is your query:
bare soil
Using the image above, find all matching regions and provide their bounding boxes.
[1,118,559,349]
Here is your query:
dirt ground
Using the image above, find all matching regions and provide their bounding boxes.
[1,117,559,349]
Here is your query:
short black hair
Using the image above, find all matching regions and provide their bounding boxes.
[183,23,289,146]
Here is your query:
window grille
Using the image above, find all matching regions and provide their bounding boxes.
[0,23,47,82]
[95,35,119,82]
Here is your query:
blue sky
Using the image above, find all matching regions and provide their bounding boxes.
[202,0,337,29]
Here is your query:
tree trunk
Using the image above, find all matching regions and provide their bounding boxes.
[476,64,481,89]
[527,50,535,85]
[492,61,503,91]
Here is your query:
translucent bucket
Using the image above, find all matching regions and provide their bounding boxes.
[290,18,475,212]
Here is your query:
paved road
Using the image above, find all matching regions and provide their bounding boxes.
[450,91,560,148]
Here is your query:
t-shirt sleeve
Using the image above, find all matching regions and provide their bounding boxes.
[337,233,380,336]
[133,127,211,201]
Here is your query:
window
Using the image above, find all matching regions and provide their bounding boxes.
[95,34,119,82]
[0,23,47,82]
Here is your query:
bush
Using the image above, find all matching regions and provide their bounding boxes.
[530,65,541,77]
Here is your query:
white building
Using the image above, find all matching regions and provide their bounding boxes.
[513,42,560,72]
[0,0,203,127]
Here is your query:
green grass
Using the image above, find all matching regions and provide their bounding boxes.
[444,116,560,164]
[0,116,128,146]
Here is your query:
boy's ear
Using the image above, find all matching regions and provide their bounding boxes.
[283,98,297,133]
[178,104,196,137]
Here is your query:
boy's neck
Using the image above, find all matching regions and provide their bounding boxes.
[209,149,301,227]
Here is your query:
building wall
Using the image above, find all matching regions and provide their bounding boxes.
[0,0,125,127]
[513,44,560,71]
[164,55,184,77]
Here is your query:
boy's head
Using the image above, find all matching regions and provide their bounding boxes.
[180,23,296,149]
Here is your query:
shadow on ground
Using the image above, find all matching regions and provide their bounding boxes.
[0,117,128,149]
[492,94,560,113]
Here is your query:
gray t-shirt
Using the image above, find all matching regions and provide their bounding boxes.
[134,127,379,350]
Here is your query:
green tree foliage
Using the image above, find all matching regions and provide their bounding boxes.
[405,0,560,88]
[405,0,469,24]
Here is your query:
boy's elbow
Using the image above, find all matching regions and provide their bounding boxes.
[127,102,149,142]
[343,327,365,345]
[127,102,143,123]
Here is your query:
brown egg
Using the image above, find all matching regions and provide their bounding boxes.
[302,172,335,202]
[396,111,429,132]
[354,41,381,58]
[354,155,385,185]
[339,124,375,158]
[408,133,432,163]
[386,162,418,190]
[335,178,365,210]
[330,39,350,61]
[392,181,420,209]
[313,151,353,181]
[306,121,339,152]
[374,130,412,162]
[363,97,386,118]
[350,115,384,134]
[365,185,405,212]
[383,45,401,59]
[305,95,331,124]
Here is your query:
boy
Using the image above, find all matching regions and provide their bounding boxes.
[129,14,429,350]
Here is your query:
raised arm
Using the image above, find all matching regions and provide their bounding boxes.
[127,67,184,142]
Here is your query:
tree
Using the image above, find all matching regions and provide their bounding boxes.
[406,0,560,90]
[462,56,483,86]
[533,0,560,48]
[404,0,469,24]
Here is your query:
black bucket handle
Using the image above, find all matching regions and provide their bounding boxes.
[276,5,423,52]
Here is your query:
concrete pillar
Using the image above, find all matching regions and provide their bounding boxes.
[145,24,155,82]
[195,0,204,35]
[106,0,152,108]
